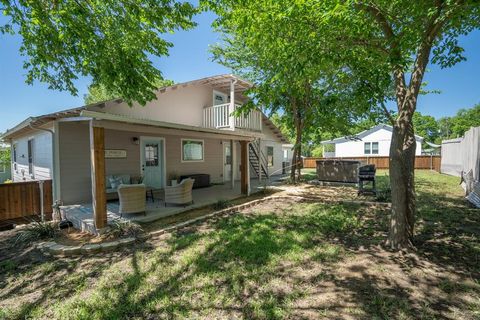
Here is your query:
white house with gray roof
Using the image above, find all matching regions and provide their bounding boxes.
[321,124,424,158]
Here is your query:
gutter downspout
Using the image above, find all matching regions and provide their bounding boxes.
[28,123,57,219]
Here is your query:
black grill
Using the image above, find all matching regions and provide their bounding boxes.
[358,164,376,195]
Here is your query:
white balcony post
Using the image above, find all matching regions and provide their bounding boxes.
[229,79,236,130]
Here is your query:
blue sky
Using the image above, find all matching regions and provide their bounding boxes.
[0,11,479,133]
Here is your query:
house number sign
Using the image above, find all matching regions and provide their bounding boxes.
[105,149,127,159]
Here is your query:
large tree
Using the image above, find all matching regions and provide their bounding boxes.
[207,0,480,249]
[322,1,480,249]
[206,0,373,182]
[1,0,196,104]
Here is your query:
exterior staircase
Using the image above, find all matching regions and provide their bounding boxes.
[249,140,269,178]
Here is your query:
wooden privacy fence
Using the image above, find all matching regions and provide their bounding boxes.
[0,180,53,221]
[303,156,441,171]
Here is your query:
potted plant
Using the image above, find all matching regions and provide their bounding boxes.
[169,171,179,186]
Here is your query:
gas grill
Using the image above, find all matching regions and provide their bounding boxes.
[358,164,376,195]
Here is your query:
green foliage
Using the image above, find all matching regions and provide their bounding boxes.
[84,79,175,105]
[108,220,144,239]
[0,147,10,166]
[438,103,480,140]
[1,1,196,105]
[413,112,439,143]
[13,221,59,247]
[311,146,323,158]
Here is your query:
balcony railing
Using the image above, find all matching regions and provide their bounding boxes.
[203,103,262,132]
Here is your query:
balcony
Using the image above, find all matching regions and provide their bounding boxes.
[203,103,262,132]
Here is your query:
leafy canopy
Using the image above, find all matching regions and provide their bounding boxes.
[1,0,197,105]
[84,79,174,105]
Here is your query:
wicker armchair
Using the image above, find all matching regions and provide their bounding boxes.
[117,184,146,217]
[164,178,195,207]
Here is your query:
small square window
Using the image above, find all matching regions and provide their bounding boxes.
[182,139,204,162]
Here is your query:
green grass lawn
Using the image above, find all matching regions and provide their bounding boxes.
[0,170,479,319]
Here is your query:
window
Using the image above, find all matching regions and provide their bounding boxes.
[144,143,159,166]
[283,149,288,161]
[13,144,17,171]
[28,139,34,177]
[0,164,4,173]
[267,146,274,166]
[364,142,379,155]
[182,139,204,162]
[364,142,371,154]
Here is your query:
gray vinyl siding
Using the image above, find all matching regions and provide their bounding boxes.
[58,125,226,204]
[11,131,53,182]
[58,121,92,205]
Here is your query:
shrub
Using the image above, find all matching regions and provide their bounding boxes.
[107,219,144,238]
[212,199,232,210]
[13,221,59,247]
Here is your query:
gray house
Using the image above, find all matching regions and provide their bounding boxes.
[1,74,289,232]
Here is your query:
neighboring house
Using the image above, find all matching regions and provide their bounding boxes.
[321,124,423,157]
[0,143,11,183]
[1,74,288,206]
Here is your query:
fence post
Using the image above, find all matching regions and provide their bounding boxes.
[39,180,44,222]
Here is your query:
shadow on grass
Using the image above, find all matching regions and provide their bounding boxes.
[2,170,479,319]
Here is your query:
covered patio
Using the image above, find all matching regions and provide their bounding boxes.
[61,177,284,234]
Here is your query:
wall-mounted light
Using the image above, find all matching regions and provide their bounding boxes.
[132,137,139,145]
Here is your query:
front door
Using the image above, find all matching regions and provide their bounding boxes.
[141,137,164,188]
[223,142,232,182]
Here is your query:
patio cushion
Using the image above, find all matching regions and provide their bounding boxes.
[109,177,123,190]
[105,174,131,190]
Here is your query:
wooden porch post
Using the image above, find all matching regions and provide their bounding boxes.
[240,140,249,195]
[90,123,107,230]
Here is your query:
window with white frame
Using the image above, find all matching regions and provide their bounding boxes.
[182,139,204,162]
[13,144,17,171]
[267,146,274,166]
[364,142,379,155]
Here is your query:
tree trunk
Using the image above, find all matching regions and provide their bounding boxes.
[290,98,303,183]
[388,105,417,249]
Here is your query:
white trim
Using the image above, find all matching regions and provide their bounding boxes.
[139,136,166,188]
[53,121,61,201]
[57,116,92,122]
[181,138,205,163]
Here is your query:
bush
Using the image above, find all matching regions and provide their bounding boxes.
[107,219,144,238]
[212,199,232,210]
[13,221,59,247]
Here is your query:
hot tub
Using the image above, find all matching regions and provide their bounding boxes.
[315,159,361,183]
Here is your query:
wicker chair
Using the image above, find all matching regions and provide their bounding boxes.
[117,184,146,217]
[164,178,195,207]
